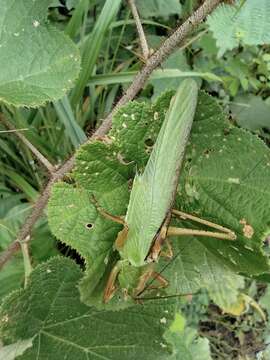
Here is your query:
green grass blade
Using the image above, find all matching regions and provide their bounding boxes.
[88,69,222,86]
[54,96,87,148]
[65,0,89,39]
[0,166,38,201]
[71,0,122,107]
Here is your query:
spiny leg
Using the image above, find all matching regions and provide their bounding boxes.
[172,209,236,238]
[167,227,236,240]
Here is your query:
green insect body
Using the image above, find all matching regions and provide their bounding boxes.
[103,80,199,302]
[118,79,198,267]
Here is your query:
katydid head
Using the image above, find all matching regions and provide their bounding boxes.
[103,256,153,301]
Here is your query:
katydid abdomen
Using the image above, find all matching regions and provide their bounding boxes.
[118,79,198,267]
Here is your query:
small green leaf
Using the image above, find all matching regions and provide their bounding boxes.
[0,0,80,107]
[165,314,212,360]
[207,0,270,57]
[0,257,179,360]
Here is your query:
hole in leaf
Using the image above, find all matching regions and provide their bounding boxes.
[85,223,94,230]
[223,128,231,136]
[203,148,212,155]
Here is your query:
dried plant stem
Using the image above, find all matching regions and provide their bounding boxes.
[127,0,150,60]
[0,116,55,174]
[0,0,224,270]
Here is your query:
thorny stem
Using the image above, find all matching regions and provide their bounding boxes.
[127,0,150,60]
[0,0,225,270]
[0,115,55,174]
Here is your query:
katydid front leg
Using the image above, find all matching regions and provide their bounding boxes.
[91,195,125,225]
[91,195,130,249]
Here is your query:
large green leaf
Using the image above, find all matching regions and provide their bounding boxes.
[207,0,270,57]
[48,90,270,309]
[0,0,80,107]
[0,257,179,360]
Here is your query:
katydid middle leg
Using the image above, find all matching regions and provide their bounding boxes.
[133,268,169,299]
[149,213,171,261]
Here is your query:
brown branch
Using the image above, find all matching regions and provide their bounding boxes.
[127,0,150,60]
[0,0,223,270]
[0,116,55,174]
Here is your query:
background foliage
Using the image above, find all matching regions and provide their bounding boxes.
[0,0,270,358]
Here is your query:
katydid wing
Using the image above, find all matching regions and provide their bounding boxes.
[118,79,198,266]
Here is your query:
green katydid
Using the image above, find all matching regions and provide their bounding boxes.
[94,79,236,303]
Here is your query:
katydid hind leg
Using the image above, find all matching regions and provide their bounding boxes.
[171,209,236,240]
[167,226,236,241]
